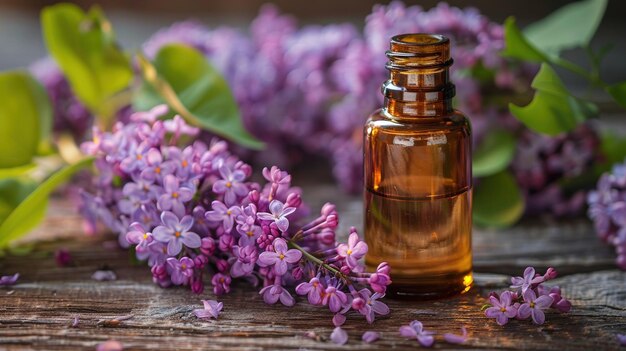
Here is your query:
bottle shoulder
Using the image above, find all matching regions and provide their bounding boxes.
[365,108,471,136]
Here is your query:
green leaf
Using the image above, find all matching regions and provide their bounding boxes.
[0,157,94,248]
[41,3,132,116]
[524,0,608,55]
[606,81,626,109]
[510,63,597,135]
[501,17,549,62]
[473,170,525,228]
[473,130,517,177]
[599,131,626,165]
[0,71,52,168]
[0,178,38,224]
[134,45,264,150]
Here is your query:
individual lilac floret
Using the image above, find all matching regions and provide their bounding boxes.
[510,266,544,293]
[259,283,295,306]
[443,327,468,344]
[193,299,223,320]
[125,222,153,251]
[330,327,348,345]
[157,175,194,217]
[322,285,348,313]
[354,288,389,323]
[164,115,200,137]
[517,289,554,325]
[0,273,19,286]
[485,291,518,325]
[362,331,380,343]
[141,148,175,182]
[336,228,367,269]
[256,200,296,232]
[257,238,302,275]
[153,211,201,255]
[205,201,241,233]
[230,245,258,277]
[295,277,324,305]
[166,257,195,285]
[213,164,249,206]
[399,320,435,347]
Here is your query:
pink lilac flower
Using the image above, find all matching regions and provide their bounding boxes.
[399,320,435,347]
[259,283,295,306]
[330,327,348,345]
[362,331,380,343]
[157,175,194,216]
[166,257,195,285]
[257,238,302,275]
[443,327,468,344]
[213,164,249,206]
[0,273,19,286]
[193,299,223,320]
[205,200,241,232]
[256,200,296,232]
[485,291,518,325]
[336,229,368,269]
[153,211,201,256]
[517,289,554,325]
[537,285,572,313]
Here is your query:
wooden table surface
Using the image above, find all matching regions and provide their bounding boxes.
[1,184,625,350]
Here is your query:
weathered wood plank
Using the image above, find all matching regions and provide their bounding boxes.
[1,192,624,350]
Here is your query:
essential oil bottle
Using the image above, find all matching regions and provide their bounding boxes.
[364,33,472,299]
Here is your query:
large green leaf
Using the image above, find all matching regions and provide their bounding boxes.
[473,170,525,228]
[524,0,608,55]
[0,178,38,225]
[606,81,626,109]
[134,44,264,150]
[0,72,52,168]
[501,17,549,62]
[0,157,93,248]
[41,4,132,116]
[473,130,517,178]
[509,63,597,135]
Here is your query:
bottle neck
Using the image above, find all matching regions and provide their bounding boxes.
[382,34,455,118]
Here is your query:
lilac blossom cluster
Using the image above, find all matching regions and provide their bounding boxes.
[484,267,571,326]
[79,105,391,325]
[587,160,626,270]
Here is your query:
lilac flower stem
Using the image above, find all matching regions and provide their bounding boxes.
[288,240,347,280]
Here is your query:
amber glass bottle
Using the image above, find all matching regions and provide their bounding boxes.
[364,33,472,299]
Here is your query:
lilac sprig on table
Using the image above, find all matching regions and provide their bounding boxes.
[484,266,571,325]
[79,105,391,325]
[587,161,626,270]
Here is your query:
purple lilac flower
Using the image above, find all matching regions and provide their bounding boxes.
[153,211,201,256]
[141,148,175,182]
[230,245,258,277]
[322,285,348,313]
[336,229,368,269]
[92,270,117,281]
[205,201,241,233]
[213,164,249,205]
[362,331,380,343]
[257,238,302,276]
[399,320,435,347]
[164,115,199,138]
[330,327,348,345]
[0,273,19,286]
[259,283,295,306]
[166,257,194,285]
[355,288,389,323]
[125,222,153,251]
[443,327,468,344]
[211,273,232,295]
[295,277,324,305]
[193,299,223,320]
[537,285,572,313]
[256,200,296,232]
[510,266,544,293]
[517,289,554,325]
[157,175,194,217]
[485,291,518,325]
[617,334,626,346]
[55,249,72,267]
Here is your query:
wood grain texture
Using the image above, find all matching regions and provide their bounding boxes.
[1,192,625,350]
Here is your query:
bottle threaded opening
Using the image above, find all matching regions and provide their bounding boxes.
[387,33,452,68]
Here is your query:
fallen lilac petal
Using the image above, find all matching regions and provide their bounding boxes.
[92,270,117,281]
[617,334,626,346]
[71,316,79,328]
[362,331,380,343]
[443,327,467,344]
[332,313,346,327]
[55,248,73,267]
[0,273,19,286]
[304,331,320,341]
[330,327,348,345]
[193,299,223,320]
[96,340,123,351]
